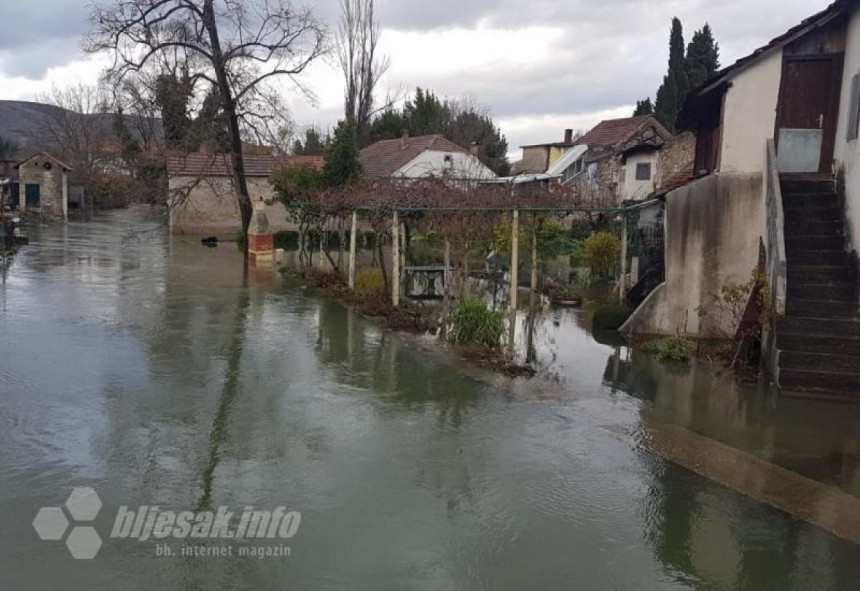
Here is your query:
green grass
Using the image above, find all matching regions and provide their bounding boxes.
[449,294,506,349]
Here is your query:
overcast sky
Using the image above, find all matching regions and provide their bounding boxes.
[0,0,834,158]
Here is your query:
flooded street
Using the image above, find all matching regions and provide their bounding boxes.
[3,208,860,590]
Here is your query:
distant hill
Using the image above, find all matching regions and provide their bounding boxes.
[0,100,163,153]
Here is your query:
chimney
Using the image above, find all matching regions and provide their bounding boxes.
[564,129,573,144]
[401,130,409,148]
[470,142,480,156]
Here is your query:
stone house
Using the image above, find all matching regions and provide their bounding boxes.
[510,117,691,204]
[14,152,72,220]
[166,153,324,235]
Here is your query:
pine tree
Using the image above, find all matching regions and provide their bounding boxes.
[322,120,362,187]
[291,127,327,156]
[686,24,720,90]
[654,17,689,133]
[633,98,654,116]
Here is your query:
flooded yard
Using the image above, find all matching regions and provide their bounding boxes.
[2,208,860,590]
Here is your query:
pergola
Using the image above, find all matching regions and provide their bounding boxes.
[287,177,648,354]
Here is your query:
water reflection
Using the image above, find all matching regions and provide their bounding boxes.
[2,208,860,590]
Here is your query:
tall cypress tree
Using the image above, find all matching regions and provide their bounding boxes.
[686,24,720,90]
[654,17,689,133]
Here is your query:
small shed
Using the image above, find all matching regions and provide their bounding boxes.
[14,152,72,220]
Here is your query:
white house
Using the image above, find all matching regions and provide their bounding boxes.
[359,133,496,181]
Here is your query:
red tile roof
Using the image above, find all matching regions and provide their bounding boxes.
[657,167,697,197]
[167,153,324,177]
[360,134,467,178]
[15,151,73,171]
[575,116,653,148]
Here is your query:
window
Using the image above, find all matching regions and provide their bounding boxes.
[848,73,860,142]
[635,163,652,181]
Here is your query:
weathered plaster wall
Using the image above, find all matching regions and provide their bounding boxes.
[18,159,66,219]
[518,146,550,174]
[622,172,765,337]
[548,146,568,168]
[621,150,658,201]
[720,48,784,174]
[835,5,860,259]
[168,175,298,236]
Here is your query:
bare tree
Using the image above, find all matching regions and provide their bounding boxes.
[86,0,328,250]
[338,0,390,146]
[37,84,114,189]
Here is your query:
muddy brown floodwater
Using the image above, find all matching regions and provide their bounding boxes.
[2,207,860,590]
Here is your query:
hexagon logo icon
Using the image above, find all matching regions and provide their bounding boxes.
[33,507,69,541]
[65,487,102,521]
[66,526,103,560]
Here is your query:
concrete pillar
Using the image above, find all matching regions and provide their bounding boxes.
[508,210,519,355]
[348,211,358,289]
[392,210,400,308]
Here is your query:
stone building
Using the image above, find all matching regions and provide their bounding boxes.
[509,117,692,204]
[166,153,324,235]
[14,152,71,220]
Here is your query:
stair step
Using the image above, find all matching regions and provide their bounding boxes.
[786,220,844,236]
[787,283,855,302]
[787,265,853,283]
[780,178,836,193]
[787,299,857,317]
[786,235,845,250]
[778,333,860,355]
[786,249,848,266]
[781,388,860,403]
[781,370,860,394]
[780,350,860,373]
[784,207,842,222]
[778,316,860,336]
[783,194,838,209]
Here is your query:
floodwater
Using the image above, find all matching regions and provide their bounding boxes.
[2,207,860,590]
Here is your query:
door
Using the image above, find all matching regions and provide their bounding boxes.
[25,184,40,208]
[776,55,844,173]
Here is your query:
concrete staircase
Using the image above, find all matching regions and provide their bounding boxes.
[777,176,860,400]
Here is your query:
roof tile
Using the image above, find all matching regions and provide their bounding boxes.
[359,134,467,178]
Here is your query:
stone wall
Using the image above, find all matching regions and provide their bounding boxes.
[168,174,299,236]
[657,132,696,187]
[18,158,66,219]
[621,172,765,338]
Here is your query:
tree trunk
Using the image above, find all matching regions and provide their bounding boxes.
[203,0,252,257]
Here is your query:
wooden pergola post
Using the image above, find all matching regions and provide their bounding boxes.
[527,216,539,363]
[392,210,400,307]
[348,210,358,289]
[508,209,520,355]
[619,211,628,305]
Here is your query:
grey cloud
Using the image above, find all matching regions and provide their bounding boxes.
[0,0,90,77]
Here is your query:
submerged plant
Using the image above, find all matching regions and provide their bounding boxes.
[449,293,506,349]
[643,337,697,362]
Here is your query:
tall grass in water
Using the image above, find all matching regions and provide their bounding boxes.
[449,294,506,349]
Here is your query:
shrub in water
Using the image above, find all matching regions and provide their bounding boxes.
[593,306,632,330]
[354,268,385,299]
[450,294,506,349]
[581,232,621,278]
[646,337,697,362]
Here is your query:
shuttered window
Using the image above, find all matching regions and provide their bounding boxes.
[849,73,860,142]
